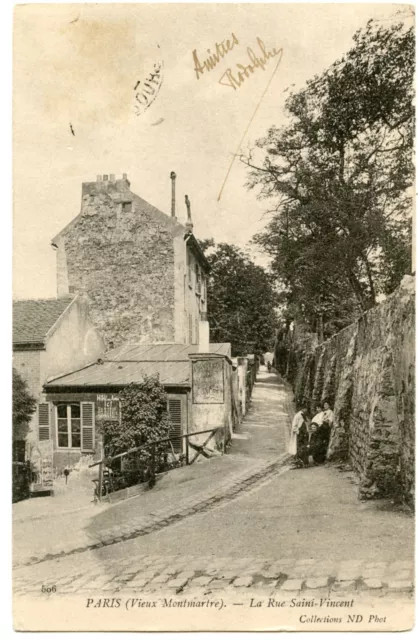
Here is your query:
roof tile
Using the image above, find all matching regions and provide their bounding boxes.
[13,297,75,345]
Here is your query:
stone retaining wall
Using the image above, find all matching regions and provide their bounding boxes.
[293,276,415,506]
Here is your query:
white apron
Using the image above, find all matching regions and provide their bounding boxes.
[288,410,304,456]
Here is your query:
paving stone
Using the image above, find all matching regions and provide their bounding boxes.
[280,579,304,592]
[150,574,171,584]
[331,580,357,592]
[337,569,362,581]
[218,571,237,580]
[387,580,414,592]
[387,569,412,581]
[167,577,190,590]
[176,571,195,581]
[233,576,254,588]
[363,578,383,590]
[207,579,231,590]
[305,576,329,589]
[190,576,213,587]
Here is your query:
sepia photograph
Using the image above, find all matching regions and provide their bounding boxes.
[12,2,415,631]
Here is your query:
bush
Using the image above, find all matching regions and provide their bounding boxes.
[101,376,172,486]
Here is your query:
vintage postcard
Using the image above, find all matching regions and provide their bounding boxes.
[12,2,415,632]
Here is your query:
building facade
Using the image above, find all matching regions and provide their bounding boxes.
[13,296,105,488]
[44,343,236,472]
[52,173,209,347]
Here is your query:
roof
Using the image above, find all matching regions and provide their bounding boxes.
[45,360,191,388]
[44,342,231,389]
[105,342,231,361]
[13,297,75,346]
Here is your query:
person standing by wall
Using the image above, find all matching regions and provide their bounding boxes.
[289,406,309,468]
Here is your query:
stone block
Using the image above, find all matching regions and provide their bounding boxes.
[176,571,195,581]
[363,579,383,590]
[190,576,213,587]
[331,580,357,592]
[233,576,254,588]
[167,577,190,590]
[387,580,414,592]
[305,576,329,590]
[280,579,304,592]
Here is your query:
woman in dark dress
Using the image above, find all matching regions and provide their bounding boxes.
[296,417,310,468]
[312,402,333,464]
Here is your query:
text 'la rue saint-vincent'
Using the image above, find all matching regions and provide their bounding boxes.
[192,33,282,90]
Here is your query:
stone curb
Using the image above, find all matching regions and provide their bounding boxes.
[15,559,415,597]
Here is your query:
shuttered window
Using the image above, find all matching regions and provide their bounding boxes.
[81,402,95,452]
[38,403,50,441]
[168,398,182,453]
[188,314,193,344]
[57,403,81,448]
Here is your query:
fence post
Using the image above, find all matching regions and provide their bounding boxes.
[97,461,103,502]
[185,434,189,465]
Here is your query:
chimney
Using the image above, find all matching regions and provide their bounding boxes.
[103,174,109,182]
[96,175,102,182]
[170,171,176,218]
[109,174,115,182]
[185,195,193,233]
[123,173,128,180]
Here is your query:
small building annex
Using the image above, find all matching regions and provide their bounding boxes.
[44,342,235,472]
[13,296,105,487]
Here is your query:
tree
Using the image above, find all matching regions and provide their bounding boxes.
[243,18,414,334]
[12,368,36,441]
[101,377,172,488]
[102,376,171,457]
[201,240,279,356]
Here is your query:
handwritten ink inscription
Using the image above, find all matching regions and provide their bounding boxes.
[192,33,282,90]
[134,62,164,116]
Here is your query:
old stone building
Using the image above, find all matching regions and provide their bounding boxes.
[52,173,209,347]
[13,296,105,489]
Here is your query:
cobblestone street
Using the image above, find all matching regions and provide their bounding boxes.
[14,369,414,608]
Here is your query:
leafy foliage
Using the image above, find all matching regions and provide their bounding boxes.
[12,368,36,440]
[202,240,279,355]
[244,19,414,334]
[101,376,171,467]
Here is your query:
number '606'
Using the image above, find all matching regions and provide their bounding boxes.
[41,585,56,593]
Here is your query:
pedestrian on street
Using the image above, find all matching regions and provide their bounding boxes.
[311,401,333,465]
[289,405,309,468]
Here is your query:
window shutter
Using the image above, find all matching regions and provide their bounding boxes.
[38,403,50,441]
[81,402,95,452]
[168,398,182,453]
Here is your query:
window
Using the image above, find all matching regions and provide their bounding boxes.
[38,402,51,441]
[57,403,81,448]
[195,318,199,345]
[168,397,182,453]
[188,314,193,344]
[196,265,201,294]
[187,252,192,285]
[122,201,132,212]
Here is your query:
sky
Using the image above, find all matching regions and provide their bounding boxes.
[13,2,408,299]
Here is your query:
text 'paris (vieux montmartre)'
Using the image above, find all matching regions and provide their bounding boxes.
[192,33,283,90]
